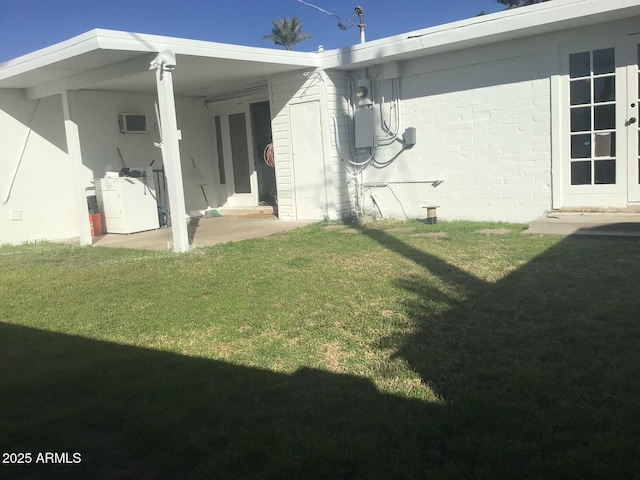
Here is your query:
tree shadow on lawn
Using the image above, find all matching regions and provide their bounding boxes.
[358,227,640,479]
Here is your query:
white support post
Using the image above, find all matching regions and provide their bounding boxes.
[150,51,190,253]
[61,90,92,246]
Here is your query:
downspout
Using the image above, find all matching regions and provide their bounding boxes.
[3,99,41,205]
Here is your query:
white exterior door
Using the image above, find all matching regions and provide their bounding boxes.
[216,105,259,207]
[626,39,640,202]
[290,101,327,220]
[561,39,640,207]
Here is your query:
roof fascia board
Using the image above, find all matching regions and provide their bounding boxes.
[25,52,157,100]
[0,30,102,81]
[93,29,320,68]
[318,0,640,69]
[1,28,319,87]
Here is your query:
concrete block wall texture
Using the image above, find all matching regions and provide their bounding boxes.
[324,71,358,219]
[352,42,555,223]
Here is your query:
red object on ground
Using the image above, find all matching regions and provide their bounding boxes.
[89,213,103,237]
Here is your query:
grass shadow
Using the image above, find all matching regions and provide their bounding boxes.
[2,225,640,479]
[1,322,442,480]
[355,224,640,478]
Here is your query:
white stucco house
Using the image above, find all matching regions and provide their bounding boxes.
[2,0,640,251]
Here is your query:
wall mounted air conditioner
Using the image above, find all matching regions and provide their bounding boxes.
[119,113,148,133]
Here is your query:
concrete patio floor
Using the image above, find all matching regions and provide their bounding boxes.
[524,213,640,237]
[92,216,312,251]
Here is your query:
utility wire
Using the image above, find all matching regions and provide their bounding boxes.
[297,0,354,29]
[297,0,340,19]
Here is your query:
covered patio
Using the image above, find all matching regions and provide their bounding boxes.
[92,215,312,251]
[0,29,318,252]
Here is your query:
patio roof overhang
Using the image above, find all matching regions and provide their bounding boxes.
[0,30,324,253]
[0,29,321,100]
[2,0,639,99]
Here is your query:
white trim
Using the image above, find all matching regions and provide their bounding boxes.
[317,70,336,219]
[213,104,260,207]
[626,37,640,202]
[153,52,190,253]
[61,90,92,246]
[551,70,563,210]
[557,38,636,208]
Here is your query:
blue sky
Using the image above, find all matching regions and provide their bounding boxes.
[0,0,504,63]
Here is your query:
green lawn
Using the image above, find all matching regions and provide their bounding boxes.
[1,221,639,479]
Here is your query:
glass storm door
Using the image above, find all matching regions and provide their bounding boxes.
[216,106,259,207]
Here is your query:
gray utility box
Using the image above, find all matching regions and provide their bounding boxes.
[354,108,375,149]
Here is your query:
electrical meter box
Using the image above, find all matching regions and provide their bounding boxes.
[354,108,375,149]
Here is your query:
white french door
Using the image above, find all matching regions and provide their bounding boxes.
[562,39,640,206]
[626,39,640,202]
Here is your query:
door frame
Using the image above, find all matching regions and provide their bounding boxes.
[213,104,259,208]
[289,99,329,220]
[554,35,640,209]
[626,36,640,203]
[556,39,628,209]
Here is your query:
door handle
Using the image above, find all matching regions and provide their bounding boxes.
[626,117,637,126]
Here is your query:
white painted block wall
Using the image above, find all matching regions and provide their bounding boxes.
[0,88,219,245]
[346,42,554,223]
[72,90,217,218]
[0,90,78,244]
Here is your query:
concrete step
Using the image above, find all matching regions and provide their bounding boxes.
[211,205,275,217]
[524,213,640,237]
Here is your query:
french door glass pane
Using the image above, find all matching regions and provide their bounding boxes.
[593,48,615,75]
[229,113,252,194]
[594,132,615,157]
[594,77,615,102]
[594,160,616,184]
[570,52,590,78]
[214,116,226,185]
[571,161,592,184]
[571,134,591,158]
[571,107,591,132]
[570,79,591,105]
[594,104,615,130]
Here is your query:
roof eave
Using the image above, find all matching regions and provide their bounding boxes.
[318,0,640,69]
